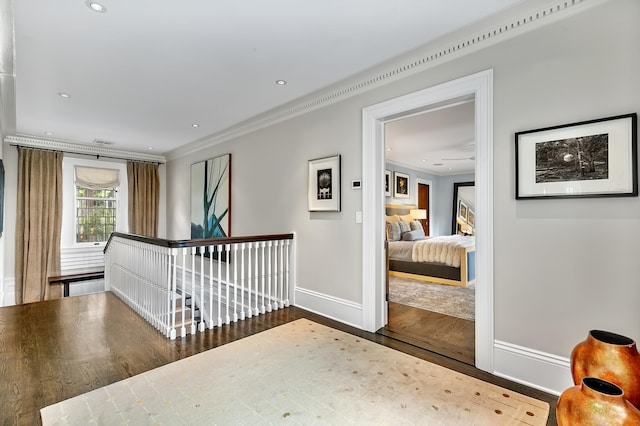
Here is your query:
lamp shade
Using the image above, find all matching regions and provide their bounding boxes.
[410,209,427,220]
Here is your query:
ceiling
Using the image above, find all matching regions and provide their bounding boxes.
[11,0,524,157]
[385,100,475,175]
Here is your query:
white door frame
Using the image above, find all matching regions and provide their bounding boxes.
[361,69,494,372]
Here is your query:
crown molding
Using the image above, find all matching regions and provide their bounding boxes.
[4,135,166,163]
[165,0,606,161]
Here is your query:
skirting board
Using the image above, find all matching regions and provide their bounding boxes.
[294,286,363,330]
[494,340,572,396]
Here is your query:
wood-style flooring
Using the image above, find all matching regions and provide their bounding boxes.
[0,292,558,425]
[380,301,475,365]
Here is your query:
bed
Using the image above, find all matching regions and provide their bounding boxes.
[386,204,476,287]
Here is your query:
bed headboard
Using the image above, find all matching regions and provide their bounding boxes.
[385,204,417,217]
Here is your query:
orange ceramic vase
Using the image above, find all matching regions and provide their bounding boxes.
[557,377,640,426]
[571,330,640,409]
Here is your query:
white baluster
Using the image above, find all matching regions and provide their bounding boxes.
[246,242,253,318]
[217,244,223,327]
[260,241,266,314]
[267,240,272,313]
[284,239,290,307]
[253,242,259,316]
[224,244,231,325]
[239,243,246,321]
[208,244,214,329]
[232,244,238,322]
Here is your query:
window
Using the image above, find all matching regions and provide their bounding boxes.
[61,158,128,249]
[75,186,117,243]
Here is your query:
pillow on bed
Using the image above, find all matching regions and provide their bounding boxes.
[399,214,413,223]
[397,220,410,234]
[402,229,426,241]
[410,220,424,232]
[386,222,402,241]
[385,215,401,223]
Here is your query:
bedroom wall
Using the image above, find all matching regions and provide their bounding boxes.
[165,0,640,394]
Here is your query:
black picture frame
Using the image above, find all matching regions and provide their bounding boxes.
[515,113,637,199]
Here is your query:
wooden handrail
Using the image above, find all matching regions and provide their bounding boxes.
[104,232,294,254]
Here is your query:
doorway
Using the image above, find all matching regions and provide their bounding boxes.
[379,106,475,364]
[361,70,494,372]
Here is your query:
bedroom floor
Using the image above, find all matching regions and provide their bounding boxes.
[379,302,475,365]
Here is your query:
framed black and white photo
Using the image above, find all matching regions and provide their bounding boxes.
[394,171,409,198]
[308,155,341,211]
[458,201,468,222]
[384,170,391,197]
[516,113,637,199]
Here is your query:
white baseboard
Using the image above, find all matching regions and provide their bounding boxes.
[494,340,572,396]
[2,277,15,307]
[294,287,363,329]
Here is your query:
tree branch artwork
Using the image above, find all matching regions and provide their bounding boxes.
[191,154,231,239]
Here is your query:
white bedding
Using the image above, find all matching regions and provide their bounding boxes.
[411,235,474,268]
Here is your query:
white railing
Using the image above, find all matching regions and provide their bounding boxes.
[103,233,295,339]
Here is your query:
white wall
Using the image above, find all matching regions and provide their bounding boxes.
[166,0,640,393]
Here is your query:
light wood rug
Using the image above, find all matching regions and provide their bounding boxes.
[41,319,548,425]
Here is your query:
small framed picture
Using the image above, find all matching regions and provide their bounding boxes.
[384,170,391,197]
[458,201,468,222]
[308,155,341,211]
[515,113,637,199]
[394,171,410,198]
[467,209,475,227]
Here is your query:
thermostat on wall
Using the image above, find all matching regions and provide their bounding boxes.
[352,180,362,189]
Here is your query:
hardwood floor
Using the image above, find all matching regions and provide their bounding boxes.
[0,292,557,425]
[380,301,475,365]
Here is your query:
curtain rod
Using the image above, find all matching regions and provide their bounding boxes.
[11,144,164,165]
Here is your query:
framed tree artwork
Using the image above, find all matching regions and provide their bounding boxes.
[191,154,231,238]
[516,113,637,199]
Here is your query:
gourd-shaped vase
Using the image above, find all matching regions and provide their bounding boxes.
[571,330,640,408]
[556,377,640,426]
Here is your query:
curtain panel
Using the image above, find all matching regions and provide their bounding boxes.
[127,161,159,237]
[15,148,63,304]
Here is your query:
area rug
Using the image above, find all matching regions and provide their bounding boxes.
[389,275,475,321]
[40,319,548,425]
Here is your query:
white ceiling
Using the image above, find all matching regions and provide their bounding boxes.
[12,0,524,156]
[385,100,475,175]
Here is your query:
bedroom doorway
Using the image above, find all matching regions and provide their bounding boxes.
[380,105,475,365]
[361,69,494,373]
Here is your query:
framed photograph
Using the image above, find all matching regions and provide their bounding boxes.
[458,201,468,222]
[516,113,637,199]
[191,154,231,238]
[394,171,410,198]
[467,209,475,227]
[384,170,391,197]
[308,155,341,211]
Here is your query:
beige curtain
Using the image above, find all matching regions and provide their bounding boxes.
[15,148,63,304]
[127,161,159,237]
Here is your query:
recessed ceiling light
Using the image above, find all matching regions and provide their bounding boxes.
[275,80,287,85]
[86,1,107,12]
[44,132,53,136]
[387,148,392,151]
[192,124,199,128]
[58,92,70,98]
[147,147,153,150]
